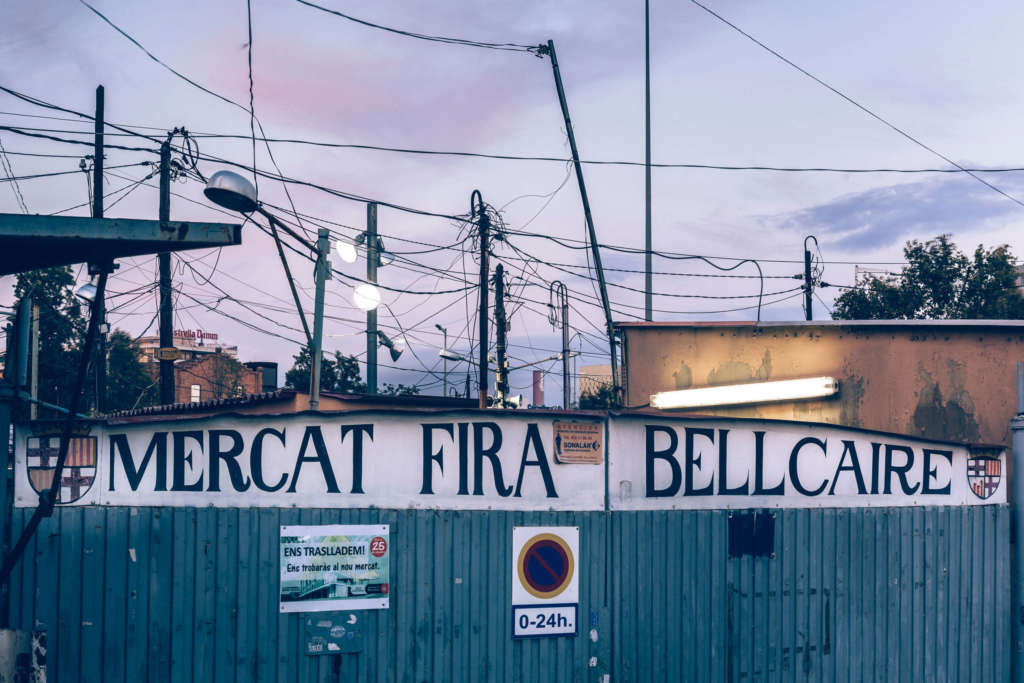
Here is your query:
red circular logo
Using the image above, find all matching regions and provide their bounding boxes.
[370,536,388,557]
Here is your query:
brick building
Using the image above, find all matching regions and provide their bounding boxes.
[160,351,262,405]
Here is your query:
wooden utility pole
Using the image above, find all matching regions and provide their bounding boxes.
[309,228,330,410]
[92,86,108,413]
[473,190,489,410]
[803,235,817,321]
[493,264,508,406]
[366,203,378,395]
[158,138,174,404]
[644,0,653,322]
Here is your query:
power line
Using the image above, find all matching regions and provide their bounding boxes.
[295,0,544,54]
[687,0,1024,210]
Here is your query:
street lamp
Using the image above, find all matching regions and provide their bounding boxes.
[203,170,332,409]
[435,324,448,397]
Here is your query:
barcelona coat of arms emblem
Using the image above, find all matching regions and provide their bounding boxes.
[26,435,97,504]
[966,454,1001,500]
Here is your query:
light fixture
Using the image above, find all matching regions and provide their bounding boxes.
[439,348,466,362]
[75,282,97,303]
[203,170,258,213]
[335,239,358,264]
[378,250,395,267]
[650,376,839,410]
[353,283,381,311]
[376,330,404,362]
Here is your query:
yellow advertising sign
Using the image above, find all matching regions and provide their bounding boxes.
[552,421,603,465]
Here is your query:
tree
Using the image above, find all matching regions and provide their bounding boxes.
[380,383,420,396]
[105,330,157,412]
[285,345,367,394]
[832,234,1024,320]
[9,267,87,418]
[578,384,620,410]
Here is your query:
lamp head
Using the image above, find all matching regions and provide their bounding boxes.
[204,170,258,213]
[75,282,97,303]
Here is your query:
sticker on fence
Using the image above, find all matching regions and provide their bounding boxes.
[280,524,390,613]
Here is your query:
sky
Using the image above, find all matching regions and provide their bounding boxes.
[3,0,1024,405]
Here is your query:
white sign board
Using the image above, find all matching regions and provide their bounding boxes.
[13,413,604,510]
[512,526,579,638]
[280,524,390,612]
[608,416,1005,510]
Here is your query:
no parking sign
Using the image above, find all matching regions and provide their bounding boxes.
[511,526,579,638]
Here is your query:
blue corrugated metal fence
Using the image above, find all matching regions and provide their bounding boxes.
[5,505,1010,682]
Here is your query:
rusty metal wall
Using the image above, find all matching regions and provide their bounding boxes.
[619,321,1024,446]
[5,504,1009,682]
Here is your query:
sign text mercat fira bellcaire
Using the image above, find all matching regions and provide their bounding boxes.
[13,414,1004,510]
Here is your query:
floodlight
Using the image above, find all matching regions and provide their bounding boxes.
[335,239,358,264]
[353,284,381,312]
[650,376,839,410]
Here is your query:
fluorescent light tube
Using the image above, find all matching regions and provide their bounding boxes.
[650,376,839,410]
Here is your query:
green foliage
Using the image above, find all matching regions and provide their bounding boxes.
[578,384,620,410]
[105,329,157,412]
[380,383,420,396]
[832,234,1024,320]
[285,345,367,394]
[10,267,86,418]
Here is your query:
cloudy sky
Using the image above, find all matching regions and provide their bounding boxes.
[3,0,1024,403]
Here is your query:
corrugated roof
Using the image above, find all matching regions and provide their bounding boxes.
[104,389,296,418]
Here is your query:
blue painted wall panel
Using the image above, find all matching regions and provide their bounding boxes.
[5,505,1010,682]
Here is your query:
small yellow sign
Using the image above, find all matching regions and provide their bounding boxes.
[154,347,183,361]
[552,421,603,465]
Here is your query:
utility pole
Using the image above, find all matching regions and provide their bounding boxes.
[473,190,490,410]
[92,85,107,413]
[309,228,329,410]
[29,303,38,420]
[366,203,378,395]
[644,0,653,322]
[550,281,570,409]
[543,40,620,398]
[803,235,817,321]
[158,137,174,405]
[494,264,508,406]
[436,324,448,397]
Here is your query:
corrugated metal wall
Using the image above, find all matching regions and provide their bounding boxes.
[5,505,1009,682]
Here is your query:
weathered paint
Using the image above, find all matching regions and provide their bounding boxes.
[5,504,1008,682]
[618,321,1024,446]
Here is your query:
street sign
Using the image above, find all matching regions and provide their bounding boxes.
[154,347,183,361]
[512,526,579,638]
[553,421,603,464]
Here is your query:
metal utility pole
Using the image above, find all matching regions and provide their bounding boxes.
[803,235,817,321]
[550,281,570,409]
[644,0,653,322]
[494,264,508,406]
[158,138,175,405]
[29,303,38,420]
[543,40,620,398]
[366,203,379,395]
[309,228,330,410]
[473,190,490,409]
[436,324,448,397]
[92,86,108,413]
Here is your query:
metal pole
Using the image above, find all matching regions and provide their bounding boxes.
[29,304,38,420]
[804,249,813,321]
[438,325,448,397]
[544,40,620,398]
[93,86,107,413]
[474,190,489,410]
[644,0,653,322]
[258,210,313,347]
[494,264,508,406]
[561,286,570,409]
[366,203,378,395]
[1012,361,1024,680]
[158,139,174,404]
[309,228,329,410]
